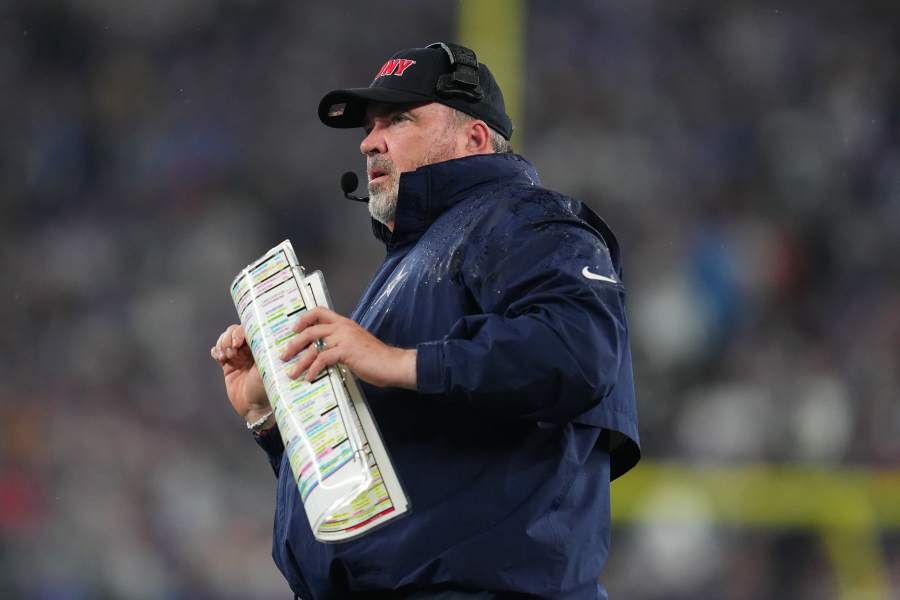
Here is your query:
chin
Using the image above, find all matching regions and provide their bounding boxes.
[368,193,397,225]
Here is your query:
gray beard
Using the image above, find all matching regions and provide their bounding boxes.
[368,174,399,226]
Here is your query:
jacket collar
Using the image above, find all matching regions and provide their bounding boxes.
[372,153,541,249]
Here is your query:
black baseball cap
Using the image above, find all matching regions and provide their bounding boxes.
[318,42,513,140]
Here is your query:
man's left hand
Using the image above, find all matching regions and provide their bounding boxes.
[280,306,417,390]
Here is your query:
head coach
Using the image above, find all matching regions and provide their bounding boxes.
[211,42,640,599]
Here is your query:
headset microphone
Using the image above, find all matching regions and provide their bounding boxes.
[340,172,369,203]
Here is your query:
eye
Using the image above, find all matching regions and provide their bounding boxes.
[390,112,410,125]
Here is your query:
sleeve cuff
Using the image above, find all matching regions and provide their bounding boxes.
[253,424,284,455]
[415,340,446,394]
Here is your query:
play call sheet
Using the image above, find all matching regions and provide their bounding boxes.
[230,240,409,542]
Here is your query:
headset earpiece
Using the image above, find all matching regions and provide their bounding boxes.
[427,42,484,102]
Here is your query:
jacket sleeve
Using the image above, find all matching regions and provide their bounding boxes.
[253,426,285,477]
[415,211,629,424]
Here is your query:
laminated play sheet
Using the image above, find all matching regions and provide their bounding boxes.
[230,240,409,542]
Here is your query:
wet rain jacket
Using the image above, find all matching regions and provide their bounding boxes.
[256,153,640,599]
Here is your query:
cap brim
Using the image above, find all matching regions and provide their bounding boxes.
[318,87,437,129]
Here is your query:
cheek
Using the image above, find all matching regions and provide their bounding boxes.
[386,133,429,173]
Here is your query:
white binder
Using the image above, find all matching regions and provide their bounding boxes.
[230,240,409,542]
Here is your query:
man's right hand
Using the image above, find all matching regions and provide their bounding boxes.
[210,324,271,425]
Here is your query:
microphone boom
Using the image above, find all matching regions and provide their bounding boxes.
[341,171,369,203]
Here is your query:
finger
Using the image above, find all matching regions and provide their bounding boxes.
[292,306,339,333]
[229,325,246,348]
[211,343,232,366]
[287,333,339,379]
[281,324,335,360]
[220,325,241,351]
[281,324,335,361]
[288,346,319,380]
[215,330,232,359]
[305,347,341,381]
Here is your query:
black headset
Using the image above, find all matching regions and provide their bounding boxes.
[427,42,484,102]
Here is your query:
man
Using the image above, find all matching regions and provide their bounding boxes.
[211,43,640,599]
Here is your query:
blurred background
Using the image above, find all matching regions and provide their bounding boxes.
[2,0,899,598]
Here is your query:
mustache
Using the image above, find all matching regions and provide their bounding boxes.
[367,156,395,178]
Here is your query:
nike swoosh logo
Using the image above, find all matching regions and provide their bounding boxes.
[582,266,618,284]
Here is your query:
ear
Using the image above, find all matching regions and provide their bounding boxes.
[463,120,493,155]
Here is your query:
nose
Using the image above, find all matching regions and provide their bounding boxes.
[360,124,386,156]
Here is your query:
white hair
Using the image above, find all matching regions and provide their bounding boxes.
[447,108,513,153]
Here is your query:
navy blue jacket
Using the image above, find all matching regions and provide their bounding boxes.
[256,153,640,599]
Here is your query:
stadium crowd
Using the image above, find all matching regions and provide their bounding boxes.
[2,1,898,598]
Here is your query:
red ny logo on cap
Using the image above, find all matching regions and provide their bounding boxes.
[375,58,416,79]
